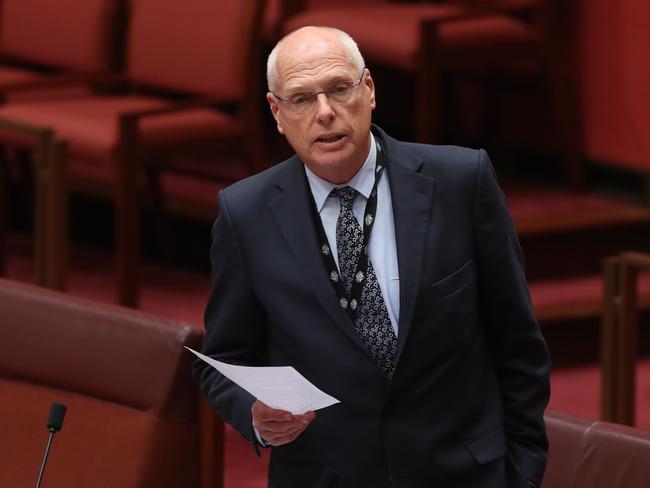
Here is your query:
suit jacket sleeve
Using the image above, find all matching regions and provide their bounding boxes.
[192,189,267,446]
[474,150,551,486]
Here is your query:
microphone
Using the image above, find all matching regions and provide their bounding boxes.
[36,402,67,488]
[314,468,338,488]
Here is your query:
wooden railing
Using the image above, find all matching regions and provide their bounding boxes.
[601,251,650,425]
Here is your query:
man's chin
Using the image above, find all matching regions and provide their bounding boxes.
[307,156,364,184]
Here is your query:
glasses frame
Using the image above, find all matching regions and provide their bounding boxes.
[272,67,366,113]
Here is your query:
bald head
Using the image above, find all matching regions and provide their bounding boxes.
[267,26,365,93]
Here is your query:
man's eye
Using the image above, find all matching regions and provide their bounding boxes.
[290,94,308,105]
[330,83,351,95]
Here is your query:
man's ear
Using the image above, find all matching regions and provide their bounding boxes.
[267,92,285,134]
[364,69,376,111]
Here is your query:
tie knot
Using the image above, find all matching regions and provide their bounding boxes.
[333,186,357,210]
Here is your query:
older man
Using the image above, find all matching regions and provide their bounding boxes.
[194,26,550,488]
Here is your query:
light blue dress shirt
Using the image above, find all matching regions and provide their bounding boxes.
[304,134,400,334]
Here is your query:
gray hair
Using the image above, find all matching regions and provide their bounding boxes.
[267,27,365,93]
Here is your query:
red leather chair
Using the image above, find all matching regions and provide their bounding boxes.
[0,0,125,280]
[278,0,581,186]
[0,0,123,94]
[543,410,650,488]
[0,277,223,488]
[0,0,267,307]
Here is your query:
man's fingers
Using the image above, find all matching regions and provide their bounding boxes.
[252,400,293,422]
[259,421,306,439]
[252,401,316,445]
[255,418,308,434]
[261,423,311,446]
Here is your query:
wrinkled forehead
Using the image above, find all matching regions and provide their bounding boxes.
[275,35,357,91]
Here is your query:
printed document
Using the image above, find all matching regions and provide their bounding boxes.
[187,347,340,414]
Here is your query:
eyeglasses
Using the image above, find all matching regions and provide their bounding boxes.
[272,68,366,115]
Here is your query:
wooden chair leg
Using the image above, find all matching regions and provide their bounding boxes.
[615,262,639,426]
[34,131,57,289]
[36,138,68,291]
[601,252,648,427]
[145,164,175,263]
[198,397,225,488]
[116,148,140,308]
[601,257,620,422]
[0,151,7,276]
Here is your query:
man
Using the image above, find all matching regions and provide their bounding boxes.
[193,26,550,488]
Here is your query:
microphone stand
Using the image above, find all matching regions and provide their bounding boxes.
[36,402,66,488]
[36,430,57,488]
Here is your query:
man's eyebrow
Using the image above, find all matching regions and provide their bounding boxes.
[283,73,354,93]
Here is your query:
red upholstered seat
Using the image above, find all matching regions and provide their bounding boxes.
[543,411,650,488]
[0,277,211,488]
[0,0,124,283]
[0,0,266,307]
[284,4,467,69]
[0,0,121,78]
[287,6,537,69]
[0,98,242,165]
[0,66,43,85]
[278,0,580,186]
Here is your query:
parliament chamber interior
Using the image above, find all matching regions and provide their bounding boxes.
[0,0,649,487]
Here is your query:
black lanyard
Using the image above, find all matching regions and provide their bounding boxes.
[309,140,386,321]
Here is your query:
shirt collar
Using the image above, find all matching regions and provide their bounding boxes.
[305,133,377,213]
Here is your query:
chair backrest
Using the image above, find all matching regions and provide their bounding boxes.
[264,0,389,43]
[543,411,588,488]
[0,278,204,487]
[543,410,650,488]
[0,0,124,71]
[127,0,265,101]
[574,419,650,487]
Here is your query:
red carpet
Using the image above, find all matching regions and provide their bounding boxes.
[4,234,650,487]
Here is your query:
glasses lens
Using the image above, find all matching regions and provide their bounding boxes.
[280,70,364,114]
[327,82,355,103]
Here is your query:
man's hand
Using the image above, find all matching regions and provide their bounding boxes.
[252,400,316,446]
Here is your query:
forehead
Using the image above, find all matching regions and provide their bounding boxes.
[276,34,357,91]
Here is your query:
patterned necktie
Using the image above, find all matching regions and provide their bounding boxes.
[334,186,397,379]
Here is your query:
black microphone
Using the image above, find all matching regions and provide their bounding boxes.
[314,468,338,488]
[36,402,67,488]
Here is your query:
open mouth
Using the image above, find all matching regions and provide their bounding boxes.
[316,134,345,143]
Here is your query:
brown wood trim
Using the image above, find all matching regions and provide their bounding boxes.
[615,261,639,426]
[515,207,650,237]
[598,252,650,426]
[37,139,68,291]
[198,397,225,488]
[115,116,140,308]
[600,257,620,422]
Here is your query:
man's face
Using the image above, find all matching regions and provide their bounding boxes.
[267,30,376,184]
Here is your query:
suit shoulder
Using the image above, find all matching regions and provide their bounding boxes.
[399,141,486,183]
[409,142,481,167]
[219,158,294,213]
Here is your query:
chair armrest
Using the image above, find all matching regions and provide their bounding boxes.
[619,252,650,272]
[118,98,225,125]
[0,72,127,101]
[421,0,538,26]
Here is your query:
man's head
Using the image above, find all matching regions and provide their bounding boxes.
[267,27,376,184]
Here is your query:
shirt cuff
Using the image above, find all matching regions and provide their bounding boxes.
[254,426,267,447]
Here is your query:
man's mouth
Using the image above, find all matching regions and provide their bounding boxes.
[316,133,345,143]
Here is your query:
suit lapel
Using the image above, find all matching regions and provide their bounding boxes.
[268,156,371,353]
[378,130,437,363]
[267,129,438,370]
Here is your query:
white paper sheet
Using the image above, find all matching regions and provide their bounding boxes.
[187,347,340,414]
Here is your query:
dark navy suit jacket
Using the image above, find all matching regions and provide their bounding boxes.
[193,126,551,488]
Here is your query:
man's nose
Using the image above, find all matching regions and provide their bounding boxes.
[314,93,335,122]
